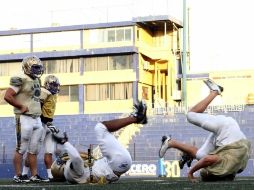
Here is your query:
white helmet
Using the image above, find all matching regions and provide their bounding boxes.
[22,55,44,79]
[44,75,60,94]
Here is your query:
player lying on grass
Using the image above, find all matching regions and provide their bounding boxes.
[51,100,147,184]
[159,79,251,182]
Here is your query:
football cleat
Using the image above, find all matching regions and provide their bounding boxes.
[29,174,47,183]
[13,175,22,183]
[159,136,171,158]
[203,79,224,95]
[130,99,147,124]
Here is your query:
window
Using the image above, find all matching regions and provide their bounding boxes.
[142,86,149,100]
[86,82,132,101]
[43,58,80,74]
[33,31,80,51]
[0,35,30,54]
[84,55,132,71]
[58,85,79,102]
[116,29,124,41]
[88,27,133,44]
[125,28,132,41]
[108,55,131,70]
[0,62,22,76]
[108,30,115,42]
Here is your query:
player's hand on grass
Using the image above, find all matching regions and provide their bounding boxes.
[188,173,199,183]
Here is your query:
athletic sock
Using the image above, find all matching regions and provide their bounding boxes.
[22,166,29,176]
[47,169,53,179]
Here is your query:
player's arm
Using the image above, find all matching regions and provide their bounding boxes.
[188,154,220,182]
[4,88,28,113]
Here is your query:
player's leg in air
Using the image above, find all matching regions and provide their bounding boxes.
[159,79,250,182]
[51,100,147,184]
[159,79,223,163]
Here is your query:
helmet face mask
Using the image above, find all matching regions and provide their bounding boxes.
[22,55,44,79]
[44,75,60,95]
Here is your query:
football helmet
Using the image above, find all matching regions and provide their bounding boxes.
[22,55,44,79]
[51,158,66,182]
[44,75,60,95]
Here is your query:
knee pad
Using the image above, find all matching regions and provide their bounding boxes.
[28,127,44,154]
[196,149,206,160]
[18,128,33,154]
[110,153,132,174]
[44,134,56,154]
[186,112,196,123]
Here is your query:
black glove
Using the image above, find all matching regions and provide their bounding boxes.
[53,132,68,145]
[46,122,60,134]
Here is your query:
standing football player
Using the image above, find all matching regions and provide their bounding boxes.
[22,75,61,182]
[4,55,45,182]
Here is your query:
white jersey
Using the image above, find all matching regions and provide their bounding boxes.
[62,120,134,184]
[9,73,41,117]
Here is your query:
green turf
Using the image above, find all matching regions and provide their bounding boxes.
[0,177,254,190]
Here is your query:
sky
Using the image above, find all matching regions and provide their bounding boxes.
[0,0,254,73]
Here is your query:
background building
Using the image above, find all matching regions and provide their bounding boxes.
[0,15,254,178]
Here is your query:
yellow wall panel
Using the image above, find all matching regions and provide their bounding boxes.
[0,105,14,117]
[83,70,136,84]
[55,102,79,115]
[85,99,133,114]
[0,76,11,88]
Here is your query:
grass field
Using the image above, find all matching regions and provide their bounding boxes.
[0,177,254,190]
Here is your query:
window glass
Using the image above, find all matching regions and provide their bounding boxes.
[86,84,97,101]
[85,55,132,71]
[142,86,149,100]
[0,62,22,76]
[43,58,80,74]
[0,35,30,54]
[125,28,132,41]
[58,86,69,102]
[97,57,108,71]
[58,85,79,102]
[116,29,124,41]
[33,31,80,51]
[108,55,131,70]
[70,85,79,101]
[107,30,115,42]
[86,83,132,101]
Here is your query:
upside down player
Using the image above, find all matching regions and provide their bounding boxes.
[51,100,147,184]
[22,75,61,182]
[159,79,251,182]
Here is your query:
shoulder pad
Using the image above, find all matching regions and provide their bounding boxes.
[10,76,23,87]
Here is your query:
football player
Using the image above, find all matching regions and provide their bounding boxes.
[159,79,251,182]
[22,75,60,182]
[51,100,147,184]
[4,55,45,183]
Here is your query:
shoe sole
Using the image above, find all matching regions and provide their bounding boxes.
[203,79,222,94]
[159,136,170,158]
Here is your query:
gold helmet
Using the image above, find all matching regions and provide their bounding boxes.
[51,158,66,182]
[22,55,44,79]
[44,75,60,95]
